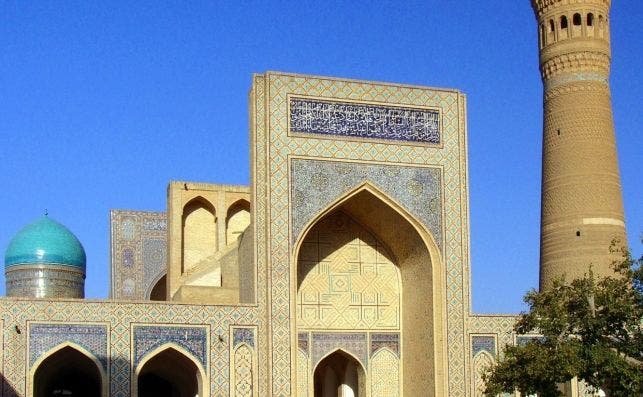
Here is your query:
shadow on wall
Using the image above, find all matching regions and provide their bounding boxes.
[1,374,18,397]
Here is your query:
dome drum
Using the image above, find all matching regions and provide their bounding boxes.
[5,264,85,299]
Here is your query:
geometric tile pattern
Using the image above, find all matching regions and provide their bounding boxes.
[289,96,440,144]
[297,347,309,397]
[110,210,167,300]
[233,344,253,397]
[310,332,368,370]
[291,158,442,249]
[132,325,207,369]
[468,315,517,358]
[472,350,495,397]
[370,348,400,397]
[297,212,401,330]
[250,74,270,397]
[29,323,108,371]
[255,72,469,395]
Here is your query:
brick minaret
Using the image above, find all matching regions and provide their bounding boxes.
[531,0,626,288]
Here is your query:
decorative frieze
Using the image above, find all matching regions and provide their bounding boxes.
[289,97,440,144]
[29,323,108,371]
[132,325,208,369]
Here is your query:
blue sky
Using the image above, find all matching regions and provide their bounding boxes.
[1,1,640,313]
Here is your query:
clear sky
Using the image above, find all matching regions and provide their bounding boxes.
[1,1,640,313]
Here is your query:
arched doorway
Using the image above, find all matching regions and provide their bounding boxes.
[33,345,103,397]
[136,346,204,397]
[295,185,446,396]
[313,350,366,397]
[148,274,167,301]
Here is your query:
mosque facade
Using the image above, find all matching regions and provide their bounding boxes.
[0,1,626,396]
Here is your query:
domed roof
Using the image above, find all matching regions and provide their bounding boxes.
[4,216,86,270]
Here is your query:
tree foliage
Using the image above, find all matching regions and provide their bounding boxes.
[483,248,643,397]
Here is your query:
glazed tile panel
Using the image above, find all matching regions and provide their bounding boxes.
[471,335,496,356]
[110,210,167,300]
[290,158,442,249]
[29,323,108,371]
[289,97,440,144]
[310,332,368,368]
[233,327,255,348]
[133,325,208,369]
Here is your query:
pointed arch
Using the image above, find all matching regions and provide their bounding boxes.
[30,342,107,397]
[145,272,167,301]
[370,348,400,397]
[313,349,367,397]
[182,196,218,274]
[471,351,496,397]
[312,348,367,373]
[293,181,447,396]
[232,342,255,397]
[226,199,251,245]
[133,342,209,397]
[293,181,442,264]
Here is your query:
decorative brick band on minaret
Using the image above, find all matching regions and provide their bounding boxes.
[531,0,626,288]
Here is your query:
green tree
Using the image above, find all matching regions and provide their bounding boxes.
[483,248,643,397]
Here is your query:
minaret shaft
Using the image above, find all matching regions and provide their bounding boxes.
[531,0,626,288]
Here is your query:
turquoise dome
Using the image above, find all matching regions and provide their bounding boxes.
[4,216,86,270]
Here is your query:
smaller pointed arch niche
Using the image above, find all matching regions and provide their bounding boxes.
[313,350,366,397]
[182,198,217,275]
[137,346,204,397]
[472,351,495,397]
[33,345,104,397]
[226,200,250,245]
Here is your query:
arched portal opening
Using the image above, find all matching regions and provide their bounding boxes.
[33,346,102,397]
[182,197,217,274]
[295,186,445,395]
[148,274,167,301]
[313,350,366,397]
[137,347,203,397]
[226,200,250,245]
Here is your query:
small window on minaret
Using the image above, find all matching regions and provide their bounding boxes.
[573,14,582,26]
[561,16,568,29]
[576,231,581,237]
[549,20,555,32]
[587,13,594,27]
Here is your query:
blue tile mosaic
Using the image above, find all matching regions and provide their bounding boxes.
[233,327,254,348]
[370,333,400,357]
[289,97,440,144]
[142,238,166,289]
[133,325,208,369]
[291,159,442,249]
[471,335,495,357]
[311,332,368,369]
[29,323,108,371]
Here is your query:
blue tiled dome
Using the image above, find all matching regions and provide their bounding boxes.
[4,216,86,270]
